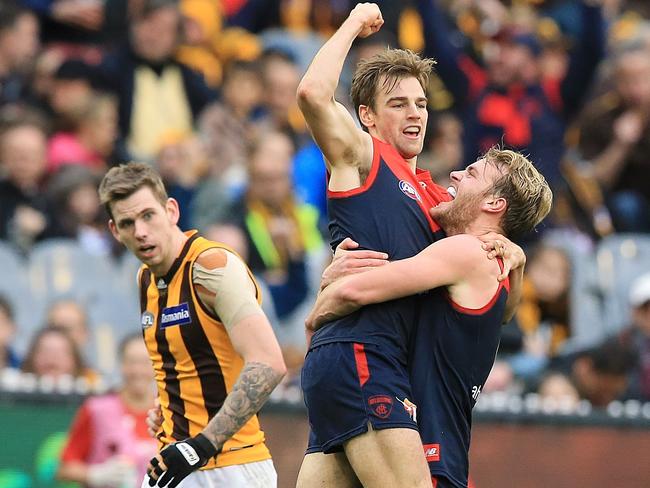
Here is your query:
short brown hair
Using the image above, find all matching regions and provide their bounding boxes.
[351,49,435,125]
[98,162,168,218]
[483,148,553,239]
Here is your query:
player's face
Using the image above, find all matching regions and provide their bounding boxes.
[364,76,428,161]
[108,187,180,270]
[431,159,504,232]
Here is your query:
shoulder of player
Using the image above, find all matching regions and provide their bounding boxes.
[193,247,232,271]
[426,234,484,263]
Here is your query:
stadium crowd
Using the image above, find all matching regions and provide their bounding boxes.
[0,0,649,432]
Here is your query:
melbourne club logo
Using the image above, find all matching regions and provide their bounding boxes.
[368,395,393,419]
[399,180,421,202]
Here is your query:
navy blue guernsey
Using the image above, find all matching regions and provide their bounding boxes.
[411,266,509,488]
[310,136,446,358]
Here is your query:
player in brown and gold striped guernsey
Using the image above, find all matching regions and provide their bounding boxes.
[99,162,286,488]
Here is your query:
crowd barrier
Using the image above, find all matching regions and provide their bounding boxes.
[1,392,649,488]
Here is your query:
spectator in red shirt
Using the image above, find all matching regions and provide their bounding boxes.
[57,334,157,487]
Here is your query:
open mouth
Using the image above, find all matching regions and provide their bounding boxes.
[403,126,421,139]
[447,186,457,199]
[139,245,156,257]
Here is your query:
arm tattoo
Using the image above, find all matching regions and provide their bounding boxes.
[202,361,282,451]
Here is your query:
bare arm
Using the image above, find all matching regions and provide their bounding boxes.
[320,237,389,291]
[193,249,286,451]
[476,232,527,323]
[296,3,382,172]
[306,235,479,329]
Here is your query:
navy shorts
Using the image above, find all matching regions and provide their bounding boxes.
[302,341,417,454]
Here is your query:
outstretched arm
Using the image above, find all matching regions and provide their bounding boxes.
[306,235,478,329]
[296,3,380,172]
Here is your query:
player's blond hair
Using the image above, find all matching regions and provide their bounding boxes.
[351,49,434,125]
[98,162,168,218]
[483,148,553,239]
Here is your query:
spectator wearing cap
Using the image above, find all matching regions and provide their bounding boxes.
[97,0,217,161]
[618,273,650,401]
[0,1,40,106]
[417,0,606,188]
[48,58,98,131]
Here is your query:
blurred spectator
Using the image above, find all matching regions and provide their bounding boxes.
[20,0,113,48]
[198,60,263,193]
[0,294,20,369]
[540,338,637,407]
[47,58,97,130]
[0,1,40,106]
[47,166,113,255]
[47,92,119,174]
[97,0,216,161]
[537,371,580,410]
[21,326,85,380]
[419,111,464,188]
[46,299,100,383]
[618,273,650,401]
[255,49,309,149]
[417,0,606,188]
[155,132,208,230]
[176,0,262,88]
[57,334,156,488]
[577,43,650,232]
[0,110,51,250]
[504,244,572,379]
[220,131,323,320]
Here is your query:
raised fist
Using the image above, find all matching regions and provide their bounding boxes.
[348,2,384,38]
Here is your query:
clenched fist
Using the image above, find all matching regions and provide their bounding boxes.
[347,2,384,38]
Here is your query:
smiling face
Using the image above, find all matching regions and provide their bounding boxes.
[108,186,180,274]
[359,76,428,162]
[430,158,506,235]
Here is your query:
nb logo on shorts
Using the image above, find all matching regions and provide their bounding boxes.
[423,443,440,462]
[368,395,393,419]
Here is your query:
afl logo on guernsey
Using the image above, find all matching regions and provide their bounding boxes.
[160,302,192,328]
[399,180,421,202]
[141,311,155,329]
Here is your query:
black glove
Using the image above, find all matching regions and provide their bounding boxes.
[148,433,218,487]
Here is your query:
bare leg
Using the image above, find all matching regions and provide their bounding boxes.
[343,426,430,488]
[296,452,361,488]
